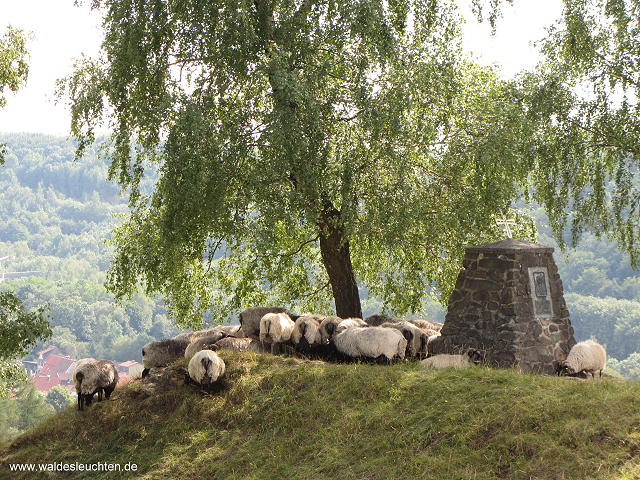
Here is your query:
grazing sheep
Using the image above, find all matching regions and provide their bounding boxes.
[333,326,407,362]
[319,316,343,344]
[188,350,225,385]
[239,306,294,339]
[185,335,227,360]
[420,349,483,369]
[335,318,368,336]
[141,338,191,377]
[381,321,427,358]
[260,312,296,354]
[73,359,119,411]
[213,337,266,353]
[557,340,607,378]
[426,333,442,352]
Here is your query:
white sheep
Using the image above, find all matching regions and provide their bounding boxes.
[420,349,483,369]
[260,312,295,354]
[72,359,119,411]
[239,306,294,339]
[188,350,226,385]
[380,321,427,358]
[556,340,607,378]
[333,326,407,362]
[291,314,323,348]
[141,338,191,377]
[407,319,443,332]
[335,318,368,336]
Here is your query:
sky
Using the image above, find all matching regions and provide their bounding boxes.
[0,0,563,136]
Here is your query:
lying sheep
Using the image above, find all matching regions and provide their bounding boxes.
[556,340,607,378]
[239,306,294,339]
[407,319,443,332]
[365,313,400,326]
[335,318,368,336]
[141,338,191,378]
[213,337,266,353]
[319,316,343,344]
[420,349,483,369]
[188,350,225,385]
[260,312,296,354]
[175,324,243,342]
[381,321,428,358]
[333,326,407,363]
[185,335,227,360]
[291,314,323,350]
[73,359,119,411]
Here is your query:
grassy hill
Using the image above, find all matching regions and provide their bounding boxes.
[2,352,640,479]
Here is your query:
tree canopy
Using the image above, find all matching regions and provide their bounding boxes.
[62,0,539,324]
[0,292,51,397]
[0,26,29,164]
[517,0,640,265]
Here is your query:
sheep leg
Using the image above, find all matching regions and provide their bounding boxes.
[97,389,103,402]
[271,342,280,355]
[77,394,84,411]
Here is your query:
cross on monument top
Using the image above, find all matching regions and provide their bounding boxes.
[496,218,517,238]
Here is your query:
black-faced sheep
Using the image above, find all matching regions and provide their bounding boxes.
[141,338,191,378]
[556,340,607,378]
[188,350,225,385]
[380,321,427,358]
[260,312,295,354]
[291,314,323,349]
[333,326,407,363]
[319,316,343,344]
[239,306,295,339]
[73,359,119,411]
[420,349,483,369]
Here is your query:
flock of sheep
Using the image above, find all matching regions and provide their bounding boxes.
[71,307,608,411]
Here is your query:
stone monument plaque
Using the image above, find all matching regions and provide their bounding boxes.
[528,267,553,318]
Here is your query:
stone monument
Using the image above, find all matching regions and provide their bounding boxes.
[433,238,576,374]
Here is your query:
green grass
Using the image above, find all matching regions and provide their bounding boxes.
[2,352,640,479]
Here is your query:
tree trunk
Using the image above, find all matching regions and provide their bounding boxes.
[318,202,362,319]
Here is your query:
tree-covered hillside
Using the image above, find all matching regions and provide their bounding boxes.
[0,133,178,362]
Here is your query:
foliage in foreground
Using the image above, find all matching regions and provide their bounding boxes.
[2,352,639,479]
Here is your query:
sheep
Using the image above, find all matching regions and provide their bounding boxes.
[175,324,243,342]
[407,319,444,333]
[365,313,400,326]
[420,349,483,369]
[333,326,407,363]
[381,321,428,358]
[185,335,226,360]
[72,359,119,411]
[239,306,295,339]
[141,338,191,378]
[335,318,368,336]
[188,350,225,385]
[260,312,296,354]
[319,316,343,344]
[291,314,323,349]
[213,336,266,353]
[556,340,607,378]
